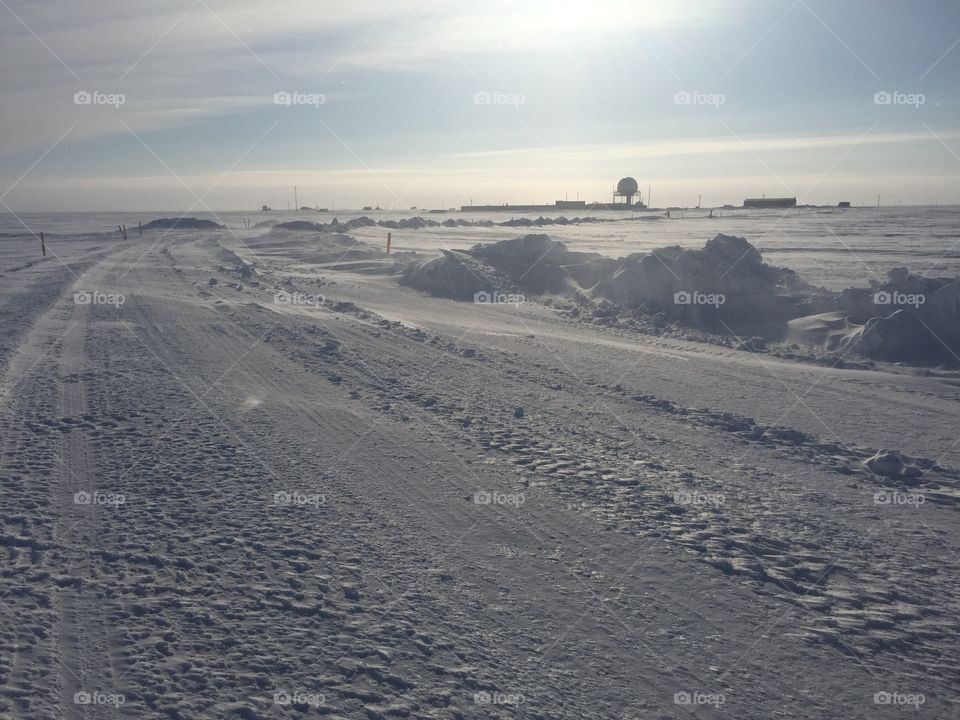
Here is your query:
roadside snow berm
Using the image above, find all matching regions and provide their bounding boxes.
[595,234,806,332]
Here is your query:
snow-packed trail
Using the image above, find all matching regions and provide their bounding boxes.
[1,232,958,718]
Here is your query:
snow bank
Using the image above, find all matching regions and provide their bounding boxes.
[398,231,960,365]
[470,234,573,294]
[595,234,805,331]
[836,268,960,363]
[400,250,509,300]
[401,234,619,299]
[403,233,806,331]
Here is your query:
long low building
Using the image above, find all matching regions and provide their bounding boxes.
[462,200,586,212]
[462,199,649,212]
[743,197,797,208]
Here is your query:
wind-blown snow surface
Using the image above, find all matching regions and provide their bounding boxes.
[1,216,959,718]
[4,205,960,289]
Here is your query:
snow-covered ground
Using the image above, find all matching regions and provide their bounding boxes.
[1,217,959,718]
[5,205,960,289]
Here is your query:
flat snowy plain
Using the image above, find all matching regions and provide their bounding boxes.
[1,208,958,718]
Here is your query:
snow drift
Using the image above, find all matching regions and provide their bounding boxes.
[594,234,812,332]
[401,234,960,365]
[402,233,809,333]
[837,268,960,364]
[400,250,510,300]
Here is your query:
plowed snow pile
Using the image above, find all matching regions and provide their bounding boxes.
[472,233,618,294]
[594,234,814,332]
[400,249,511,300]
[400,232,960,366]
[402,233,809,330]
[838,268,960,363]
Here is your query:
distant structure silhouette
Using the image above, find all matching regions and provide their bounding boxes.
[614,177,639,206]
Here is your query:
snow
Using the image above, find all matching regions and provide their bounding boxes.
[1,211,959,718]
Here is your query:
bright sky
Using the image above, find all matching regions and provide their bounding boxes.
[1,0,958,210]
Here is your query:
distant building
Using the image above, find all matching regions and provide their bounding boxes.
[613,177,640,206]
[463,177,647,212]
[462,200,647,212]
[838,201,851,208]
[464,203,561,212]
[743,197,797,209]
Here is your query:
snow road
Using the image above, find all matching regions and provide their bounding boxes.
[1,231,958,718]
